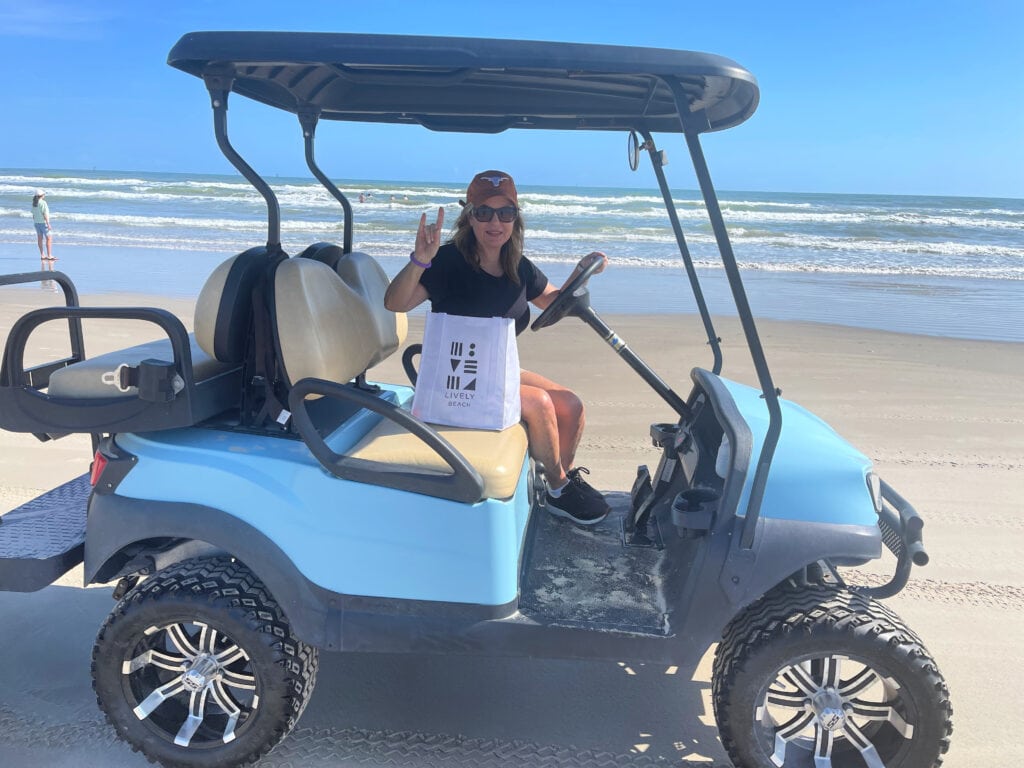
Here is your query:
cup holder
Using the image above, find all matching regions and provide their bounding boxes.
[671,487,720,538]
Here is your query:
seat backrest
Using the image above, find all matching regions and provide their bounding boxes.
[295,241,344,270]
[335,251,408,366]
[297,243,407,368]
[273,258,383,387]
[194,246,271,363]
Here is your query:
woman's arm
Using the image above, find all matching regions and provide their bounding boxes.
[530,251,608,310]
[383,261,430,312]
[384,207,444,311]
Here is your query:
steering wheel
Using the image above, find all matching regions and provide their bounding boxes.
[531,257,604,331]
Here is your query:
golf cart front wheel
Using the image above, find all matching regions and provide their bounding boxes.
[92,557,319,768]
[712,585,952,767]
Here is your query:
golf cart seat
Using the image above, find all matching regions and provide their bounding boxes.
[297,243,408,365]
[275,256,527,502]
[37,247,272,430]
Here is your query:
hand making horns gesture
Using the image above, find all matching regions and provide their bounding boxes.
[413,206,445,267]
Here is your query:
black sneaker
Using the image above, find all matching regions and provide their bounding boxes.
[566,466,605,502]
[546,469,610,526]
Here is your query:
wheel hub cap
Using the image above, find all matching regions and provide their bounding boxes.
[181,653,222,692]
[810,688,847,732]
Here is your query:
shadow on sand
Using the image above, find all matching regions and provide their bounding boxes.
[0,584,732,767]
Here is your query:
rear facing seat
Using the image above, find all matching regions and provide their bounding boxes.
[279,252,527,501]
[47,337,228,399]
[46,246,271,419]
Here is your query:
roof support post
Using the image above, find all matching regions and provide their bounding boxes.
[640,128,722,375]
[203,72,282,251]
[298,109,353,255]
[668,82,782,550]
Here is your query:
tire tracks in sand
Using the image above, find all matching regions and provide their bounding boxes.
[843,571,1024,610]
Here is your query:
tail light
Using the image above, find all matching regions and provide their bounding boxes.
[90,450,109,487]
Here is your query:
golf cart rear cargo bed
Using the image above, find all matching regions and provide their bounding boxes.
[0,473,89,592]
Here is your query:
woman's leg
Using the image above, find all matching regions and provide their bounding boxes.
[36,230,45,259]
[45,232,53,259]
[520,369,608,525]
[520,369,585,485]
[519,379,565,487]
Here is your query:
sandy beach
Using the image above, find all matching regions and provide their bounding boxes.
[1,287,1022,766]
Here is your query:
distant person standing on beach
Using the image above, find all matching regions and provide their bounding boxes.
[31,189,55,264]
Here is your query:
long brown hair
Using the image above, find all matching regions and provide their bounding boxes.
[450,204,526,284]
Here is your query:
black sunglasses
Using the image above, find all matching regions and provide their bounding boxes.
[472,204,518,223]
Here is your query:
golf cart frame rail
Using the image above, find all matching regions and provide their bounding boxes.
[169,31,780,546]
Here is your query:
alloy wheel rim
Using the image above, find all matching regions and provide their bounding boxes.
[121,620,258,747]
[755,654,915,767]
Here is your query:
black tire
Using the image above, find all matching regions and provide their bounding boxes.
[92,557,319,768]
[713,584,952,768]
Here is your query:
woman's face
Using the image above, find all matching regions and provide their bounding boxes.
[469,194,516,253]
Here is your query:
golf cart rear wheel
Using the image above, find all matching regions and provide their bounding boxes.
[92,557,319,768]
[713,584,952,768]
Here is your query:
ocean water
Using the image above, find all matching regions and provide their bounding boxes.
[1,168,1021,342]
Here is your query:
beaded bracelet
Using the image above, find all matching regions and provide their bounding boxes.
[409,251,432,269]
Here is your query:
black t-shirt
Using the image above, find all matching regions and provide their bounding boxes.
[419,243,549,335]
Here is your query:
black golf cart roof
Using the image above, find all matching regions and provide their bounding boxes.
[167,31,758,134]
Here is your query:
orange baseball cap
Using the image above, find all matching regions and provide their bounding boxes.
[466,170,518,208]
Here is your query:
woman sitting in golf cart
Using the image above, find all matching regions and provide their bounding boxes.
[384,170,610,525]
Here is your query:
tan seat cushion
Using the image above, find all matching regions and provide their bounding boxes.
[349,419,528,500]
[47,336,232,398]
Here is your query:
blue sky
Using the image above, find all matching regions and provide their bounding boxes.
[1,0,1022,198]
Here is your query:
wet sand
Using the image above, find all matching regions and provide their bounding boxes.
[1,290,1022,766]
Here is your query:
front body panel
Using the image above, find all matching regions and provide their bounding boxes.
[721,379,878,528]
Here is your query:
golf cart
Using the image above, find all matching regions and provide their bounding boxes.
[0,32,952,768]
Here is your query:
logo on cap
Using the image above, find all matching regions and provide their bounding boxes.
[477,175,510,188]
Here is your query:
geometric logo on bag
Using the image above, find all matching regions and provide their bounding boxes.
[447,341,477,392]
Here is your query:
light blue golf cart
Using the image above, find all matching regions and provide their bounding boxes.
[0,32,951,768]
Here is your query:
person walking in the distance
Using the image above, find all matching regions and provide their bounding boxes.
[31,189,55,265]
[384,170,612,525]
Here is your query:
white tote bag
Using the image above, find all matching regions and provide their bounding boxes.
[412,312,521,430]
